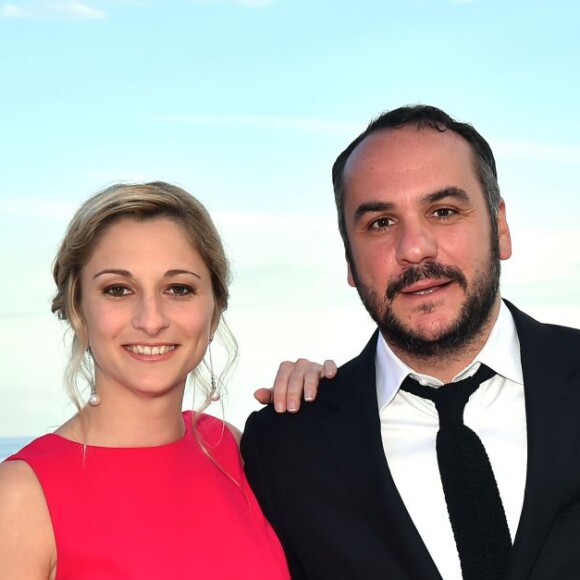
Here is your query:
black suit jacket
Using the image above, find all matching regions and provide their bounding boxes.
[242,302,580,579]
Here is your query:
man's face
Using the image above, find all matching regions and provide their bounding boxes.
[343,126,512,359]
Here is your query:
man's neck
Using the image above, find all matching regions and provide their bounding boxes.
[386,300,502,383]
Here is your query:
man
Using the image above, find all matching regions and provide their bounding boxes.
[241,105,580,579]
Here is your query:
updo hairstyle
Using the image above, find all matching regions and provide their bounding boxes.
[51,181,237,409]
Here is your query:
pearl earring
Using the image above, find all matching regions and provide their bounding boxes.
[208,337,220,402]
[86,348,100,406]
[89,380,101,406]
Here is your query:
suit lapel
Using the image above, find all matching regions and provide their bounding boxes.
[505,302,580,579]
[317,332,443,579]
[317,305,580,579]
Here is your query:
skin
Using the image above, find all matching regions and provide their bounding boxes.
[0,217,217,578]
[255,359,337,413]
[0,461,57,579]
[0,216,331,578]
[65,217,218,447]
[343,126,512,381]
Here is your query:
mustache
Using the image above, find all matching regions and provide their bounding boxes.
[386,261,467,301]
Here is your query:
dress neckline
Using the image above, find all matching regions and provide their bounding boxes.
[45,411,194,452]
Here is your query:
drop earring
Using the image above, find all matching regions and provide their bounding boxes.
[208,337,220,402]
[89,379,101,406]
[86,349,100,406]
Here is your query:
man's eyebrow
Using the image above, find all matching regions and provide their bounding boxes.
[354,201,395,222]
[421,187,470,204]
[93,269,201,280]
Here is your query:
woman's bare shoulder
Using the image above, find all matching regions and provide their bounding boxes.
[0,459,44,504]
[0,460,57,579]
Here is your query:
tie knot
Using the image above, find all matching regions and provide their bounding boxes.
[400,364,496,426]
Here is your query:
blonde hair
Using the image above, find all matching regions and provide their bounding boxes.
[51,181,238,411]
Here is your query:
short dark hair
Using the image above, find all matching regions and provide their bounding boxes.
[331,105,501,259]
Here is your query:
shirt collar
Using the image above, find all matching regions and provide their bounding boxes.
[375,301,524,412]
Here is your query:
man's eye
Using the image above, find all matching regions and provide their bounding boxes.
[105,285,129,297]
[433,208,457,218]
[168,285,194,296]
[370,217,394,230]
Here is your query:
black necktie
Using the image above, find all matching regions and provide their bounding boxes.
[399,364,511,580]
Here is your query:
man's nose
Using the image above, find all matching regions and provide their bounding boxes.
[395,219,437,266]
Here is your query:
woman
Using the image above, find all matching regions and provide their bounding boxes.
[0,182,334,579]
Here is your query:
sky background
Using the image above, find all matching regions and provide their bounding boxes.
[1,0,579,437]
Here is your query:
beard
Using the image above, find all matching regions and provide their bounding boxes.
[351,237,501,359]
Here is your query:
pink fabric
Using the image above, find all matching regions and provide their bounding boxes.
[7,412,289,580]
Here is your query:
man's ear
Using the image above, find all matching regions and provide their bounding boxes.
[347,258,356,288]
[497,199,512,261]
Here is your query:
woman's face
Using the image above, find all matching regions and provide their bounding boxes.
[79,217,217,402]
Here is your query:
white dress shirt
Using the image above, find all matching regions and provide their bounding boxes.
[376,302,527,580]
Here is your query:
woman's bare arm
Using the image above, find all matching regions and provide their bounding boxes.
[0,460,57,580]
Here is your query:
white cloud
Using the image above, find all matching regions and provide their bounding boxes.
[155,113,580,164]
[82,170,159,183]
[0,3,27,16]
[234,0,273,5]
[67,2,104,17]
[0,199,78,219]
[189,0,274,5]
[494,139,580,164]
[405,0,476,3]
[0,1,106,19]
[215,211,336,232]
[155,113,362,137]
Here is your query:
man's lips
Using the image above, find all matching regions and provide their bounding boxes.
[386,262,467,301]
[399,279,453,296]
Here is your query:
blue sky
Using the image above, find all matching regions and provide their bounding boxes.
[1,0,579,436]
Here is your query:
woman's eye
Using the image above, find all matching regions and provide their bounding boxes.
[105,285,130,297]
[168,285,194,297]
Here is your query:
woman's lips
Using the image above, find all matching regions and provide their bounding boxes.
[124,344,176,356]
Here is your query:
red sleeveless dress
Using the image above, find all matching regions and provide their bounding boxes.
[7,412,290,580]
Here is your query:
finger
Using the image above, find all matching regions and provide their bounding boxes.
[253,388,273,405]
[286,359,323,412]
[302,367,324,403]
[271,361,295,413]
[302,360,337,403]
[323,359,338,378]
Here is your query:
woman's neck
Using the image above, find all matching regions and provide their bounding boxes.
[57,391,186,448]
